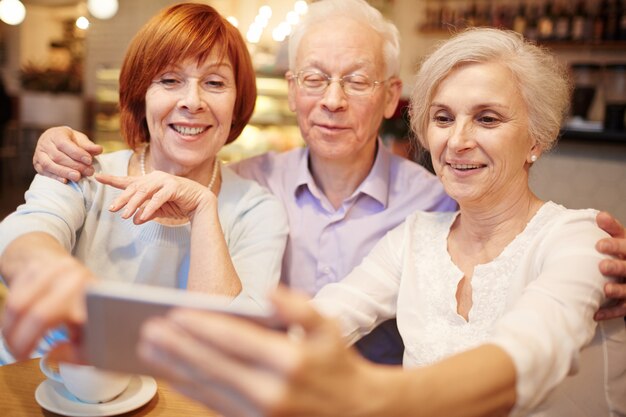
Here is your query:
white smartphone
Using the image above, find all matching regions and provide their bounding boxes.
[82,281,280,375]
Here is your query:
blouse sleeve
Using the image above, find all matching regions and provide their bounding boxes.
[312,217,408,345]
[487,210,611,415]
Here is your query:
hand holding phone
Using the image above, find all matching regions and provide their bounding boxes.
[82,281,279,375]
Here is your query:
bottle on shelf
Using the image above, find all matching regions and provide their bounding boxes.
[604,0,620,40]
[618,0,626,40]
[416,0,626,45]
[492,3,511,30]
[593,0,607,42]
[439,4,448,30]
[475,2,491,27]
[513,2,528,35]
[571,0,592,41]
[524,3,540,41]
[537,1,555,41]
[464,2,478,28]
[554,1,572,41]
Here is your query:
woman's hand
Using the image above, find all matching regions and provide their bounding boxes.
[96,171,216,224]
[595,211,626,320]
[33,126,102,183]
[99,171,241,297]
[1,233,95,360]
[137,287,399,417]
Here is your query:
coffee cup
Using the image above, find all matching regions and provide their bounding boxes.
[40,354,132,403]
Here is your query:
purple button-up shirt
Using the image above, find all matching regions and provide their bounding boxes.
[230,141,457,363]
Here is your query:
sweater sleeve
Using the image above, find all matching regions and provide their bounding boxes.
[0,175,88,256]
[487,210,611,415]
[224,179,288,312]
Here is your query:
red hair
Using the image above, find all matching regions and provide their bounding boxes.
[118,3,256,149]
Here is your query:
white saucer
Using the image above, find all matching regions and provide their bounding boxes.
[35,375,157,417]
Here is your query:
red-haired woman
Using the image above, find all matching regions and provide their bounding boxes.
[0,3,287,363]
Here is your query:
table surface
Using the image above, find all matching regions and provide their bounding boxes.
[0,358,218,417]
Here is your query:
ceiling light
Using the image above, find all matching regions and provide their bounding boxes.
[87,0,118,20]
[76,15,89,30]
[0,0,26,26]
[294,1,308,15]
[259,5,272,20]
[226,16,238,28]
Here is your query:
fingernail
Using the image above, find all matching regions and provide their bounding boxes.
[81,156,92,164]
[123,208,131,217]
[85,168,95,177]
[69,172,80,182]
[604,283,616,296]
[598,241,610,252]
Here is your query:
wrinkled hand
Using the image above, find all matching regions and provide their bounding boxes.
[2,253,94,361]
[137,288,386,417]
[33,126,102,183]
[595,211,626,321]
[96,171,215,224]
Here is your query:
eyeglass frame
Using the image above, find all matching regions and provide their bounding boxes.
[286,70,389,97]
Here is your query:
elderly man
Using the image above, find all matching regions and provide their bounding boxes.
[29,0,626,367]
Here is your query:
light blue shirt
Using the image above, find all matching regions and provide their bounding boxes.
[230,141,457,363]
[231,141,456,294]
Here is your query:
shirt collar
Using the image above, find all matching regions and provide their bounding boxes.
[292,138,392,208]
[359,138,392,208]
[293,146,314,192]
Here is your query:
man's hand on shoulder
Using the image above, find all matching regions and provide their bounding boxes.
[595,211,626,321]
[33,126,103,183]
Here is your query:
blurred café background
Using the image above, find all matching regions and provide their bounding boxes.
[0,0,624,222]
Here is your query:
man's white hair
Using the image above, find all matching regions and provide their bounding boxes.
[288,0,400,78]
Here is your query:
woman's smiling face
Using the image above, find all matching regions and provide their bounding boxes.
[426,61,536,206]
[144,53,236,178]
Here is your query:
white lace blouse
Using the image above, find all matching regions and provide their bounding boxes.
[313,202,626,416]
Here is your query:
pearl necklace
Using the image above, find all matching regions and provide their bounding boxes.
[139,144,220,192]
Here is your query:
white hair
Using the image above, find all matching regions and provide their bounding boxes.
[288,0,400,78]
[410,28,572,152]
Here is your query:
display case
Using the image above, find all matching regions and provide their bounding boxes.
[91,70,303,159]
[93,68,123,152]
[219,73,302,163]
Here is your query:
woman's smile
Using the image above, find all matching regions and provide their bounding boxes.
[170,124,210,137]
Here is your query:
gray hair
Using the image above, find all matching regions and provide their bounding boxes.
[409,28,572,152]
[288,0,400,78]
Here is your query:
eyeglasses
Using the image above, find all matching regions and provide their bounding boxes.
[287,70,387,96]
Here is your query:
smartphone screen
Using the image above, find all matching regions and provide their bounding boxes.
[82,281,279,375]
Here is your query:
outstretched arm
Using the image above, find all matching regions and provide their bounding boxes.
[595,211,626,320]
[137,287,516,417]
[33,126,102,183]
[0,232,95,360]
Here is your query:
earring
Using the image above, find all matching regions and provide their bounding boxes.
[530,155,538,163]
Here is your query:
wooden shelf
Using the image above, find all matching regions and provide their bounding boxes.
[560,128,626,144]
[541,41,626,51]
[416,28,626,51]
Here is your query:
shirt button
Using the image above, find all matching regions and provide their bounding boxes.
[322,266,331,274]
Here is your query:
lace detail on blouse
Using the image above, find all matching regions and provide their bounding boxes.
[400,202,562,367]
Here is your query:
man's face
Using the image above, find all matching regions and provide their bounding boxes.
[287,17,401,165]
